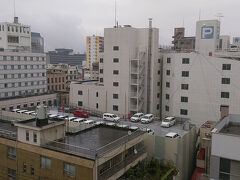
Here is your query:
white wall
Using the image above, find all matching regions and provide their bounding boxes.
[162,52,240,127]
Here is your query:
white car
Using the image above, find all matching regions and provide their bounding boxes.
[130,113,144,122]
[165,132,179,138]
[146,128,154,135]
[73,118,86,123]
[161,117,176,128]
[83,120,95,125]
[66,117,77,121]
[103,113,120,122]
[12,109,20,113]
[141,114,154,124]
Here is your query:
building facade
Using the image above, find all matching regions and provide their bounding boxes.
[31,32,44,53]
[0,51,47,98]
[210,114,240,180]
[0,17,31,52]
[161,20,240,127]
[86,35,104,69]
[70,22,161,117]
[46,48,85,67]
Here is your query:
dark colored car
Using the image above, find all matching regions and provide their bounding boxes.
[73,109,89,118]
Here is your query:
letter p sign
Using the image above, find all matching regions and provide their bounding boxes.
[201,26,214,39]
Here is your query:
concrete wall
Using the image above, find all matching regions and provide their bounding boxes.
[162,52,240,127]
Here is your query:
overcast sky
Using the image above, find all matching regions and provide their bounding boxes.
[0,0,239,53]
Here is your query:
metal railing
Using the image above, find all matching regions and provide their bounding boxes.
[99,147,146,180]
[43,130,145,160]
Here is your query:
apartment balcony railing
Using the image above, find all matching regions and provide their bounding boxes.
[98,147,147,180]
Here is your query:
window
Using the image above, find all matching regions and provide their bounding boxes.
[180,109,188,115]
[182,71,189,77]
[96,103,98,109]
[219,158,230,180]
[158,59,161,63]
[166,94,169,100]
[96,92,98,97]
[31,165,34,175]
[4,83,8,88]
[100,78,103,83]
[78,101,83,106]
[64,163,75,177]
[18,65,21,70]
[157,93,160,98]
[3,56,7,60]
[100,58,103,63]
[24,65,27,69]
[166,82,170,88]
[30,65,33,69]
[18,74,21,78]
[113,58,119,63]
[157,82,160,86]
[113,94,118,99]
[100,69,103,74]
[41,156,51,169]
[167,58,171,63]
[221,92,229,98]
[113,70,119,75]
[182,58,190,64]
[113,46,119,51]
[4,65,7,69]
[166,70,170,76]
[158,70,160,75]
[8,168,16,180]
[113,105,118,111]
[222,78,230,84]
[30,57,33,61]
[165,106,169,112]
[157,104,160,110]
[26,131,29,141]
[181,96,188,102]
[24,57,27,61]
[33,133,37,143]
[11,65,14,69]
[11,56,14,61]
[78,90,83,95]
[113,82,119,86]
[11,74,15,78]
[222,64,231,70]
[7,147,16,159]
[181,84,189,90]
[5,92,8,97]
[23,163,27,173]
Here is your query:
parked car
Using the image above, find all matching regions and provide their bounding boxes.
[73,109,89,118]
[94,121,105,126]
[141,114,154,124]
[161,116,176,128]
[16,110,29,114]
[12,109,20,113]
[130,113,144,122]
[129,126,139,131]
[83,120,95,125]
[165,132,179,138]
[103,113,120,122]
[73,118,86,123]
[66,117,77,121]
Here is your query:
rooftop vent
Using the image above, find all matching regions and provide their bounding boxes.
[36,104,48,126]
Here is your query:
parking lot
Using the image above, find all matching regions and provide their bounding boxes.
[48,107,189,137]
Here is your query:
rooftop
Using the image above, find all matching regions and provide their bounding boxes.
[45,125,145,160]
[18,118,63,128]
[0,120,17,140]
[213,114,240,136]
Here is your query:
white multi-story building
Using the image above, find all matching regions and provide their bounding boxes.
[0,18,57,111]
[0,17,31,52]
[161,20,240,127]
[70,21,161,117]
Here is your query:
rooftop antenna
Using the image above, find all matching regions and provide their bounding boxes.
[215,13,224,21]
[13,0,17,17]
[114,0,117,27]
[199,9,201,21]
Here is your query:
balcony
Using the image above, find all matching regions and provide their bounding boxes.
[98,148,147,180]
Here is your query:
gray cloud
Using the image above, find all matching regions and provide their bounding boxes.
[0,0,239,52]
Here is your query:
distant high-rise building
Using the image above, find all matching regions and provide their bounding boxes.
[31,32,44,53]
[46,48,85,67]
[0,17,31,52]
[86,35,104,69]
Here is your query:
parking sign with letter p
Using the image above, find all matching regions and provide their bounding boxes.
[201,26,214,39]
